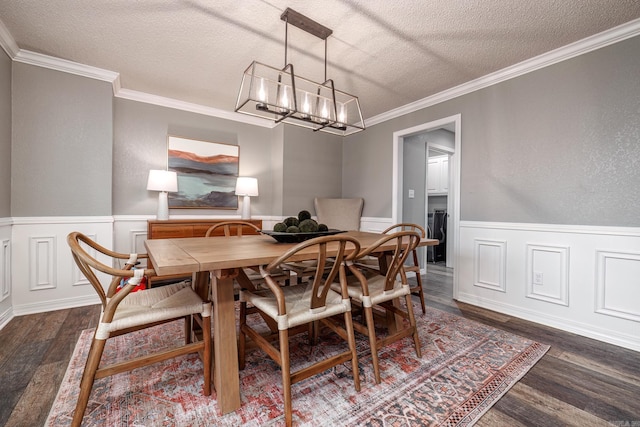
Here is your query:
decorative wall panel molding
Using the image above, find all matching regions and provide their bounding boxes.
[130,230,147,254]
[1,239,10,301]
[596,250,640,323]
[29,236,56,291]
[526,244,569,306]
[459,221,640,352]
[473,239,507,292]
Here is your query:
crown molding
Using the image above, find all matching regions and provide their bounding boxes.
[0,18,19,58]
[14,49,119,83]
[115,89,276,128]
[365,17,640,127]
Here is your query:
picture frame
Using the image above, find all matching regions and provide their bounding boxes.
[167,135,239,209]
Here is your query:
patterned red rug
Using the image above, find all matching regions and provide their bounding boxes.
[47,305,548,426]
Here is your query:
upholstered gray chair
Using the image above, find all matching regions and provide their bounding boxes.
[314,197,364,231]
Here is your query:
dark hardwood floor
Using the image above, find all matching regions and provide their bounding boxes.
[1,264,638,426]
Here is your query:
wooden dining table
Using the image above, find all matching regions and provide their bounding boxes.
[144,230,437,415]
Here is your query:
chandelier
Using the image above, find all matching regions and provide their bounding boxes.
[235,8,365,136]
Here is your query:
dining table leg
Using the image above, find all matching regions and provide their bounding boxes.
[211,269,241,414]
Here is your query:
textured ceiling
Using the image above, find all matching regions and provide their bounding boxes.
[2,1,640,121]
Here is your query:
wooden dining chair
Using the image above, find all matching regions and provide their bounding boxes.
[238,235,362,427]
[67,232,212,427]
[335,230,422,384]
[381,223,427,313]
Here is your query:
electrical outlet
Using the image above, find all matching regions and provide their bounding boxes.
[533,271,544,285]
[408,189,415,198]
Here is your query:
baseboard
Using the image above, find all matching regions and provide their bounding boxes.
[457,292,640,352]
[0,306,14,330]
[12,294,100,316]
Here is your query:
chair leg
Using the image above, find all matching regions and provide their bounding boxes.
[414,271,426,314]
[238,301,247,370]
[343,311,361,392]
[184,315,192,344]
[363,305,381,384]
[202,314,212,396]
[412,250,426,314]
[72,337,107,427]
[405,294,422,358]
[279,329,293,427]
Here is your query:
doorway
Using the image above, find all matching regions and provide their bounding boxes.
[392,114,460,299]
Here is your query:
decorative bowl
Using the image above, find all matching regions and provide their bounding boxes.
[261,229,345,243]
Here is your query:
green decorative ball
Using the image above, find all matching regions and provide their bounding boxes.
[318,223,329,232]
[298,219,319,232]
[273,222,287,232]
[283,217,299,227]
[298,210,312,221]
[286,225,300,233]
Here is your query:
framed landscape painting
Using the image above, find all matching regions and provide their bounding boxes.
[167,135,239,209]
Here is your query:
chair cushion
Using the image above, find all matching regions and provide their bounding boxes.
[332,275,410,308]
[101,281,211,335]
[241,283,350,330]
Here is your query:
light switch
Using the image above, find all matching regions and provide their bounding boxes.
[408,189,415,198]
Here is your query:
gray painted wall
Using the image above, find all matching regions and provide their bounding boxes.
[344,35,640,227]
[402,137,426,226]
[12,63,113,216]
[0,50,10,217]
[112,101,341,218]
[282,125,342,216]
[113,99,283,217]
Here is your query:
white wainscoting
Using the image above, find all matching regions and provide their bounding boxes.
[10,217,113,316]
[0,219,13,329]
[7,215,638,353]
[458,221,640,352]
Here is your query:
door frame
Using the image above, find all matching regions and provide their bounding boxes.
[392,113,461,299]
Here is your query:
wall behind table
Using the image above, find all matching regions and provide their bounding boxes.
[282,125,343,216]
[113,98,283,219]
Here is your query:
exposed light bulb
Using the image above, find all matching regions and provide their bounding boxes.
[321,98,329,120]
[258,78,267,102]
[280,85,290,113]
[302,92,311,118]
[256,78,268,111]
[338,103,346,124]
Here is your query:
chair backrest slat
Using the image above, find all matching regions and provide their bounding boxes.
[266,235,360,312]
[354,230,421,291]
[205,221,262,237]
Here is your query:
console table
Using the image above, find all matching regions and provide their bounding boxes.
[147,218,262,239]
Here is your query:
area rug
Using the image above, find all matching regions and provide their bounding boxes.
[46,306,548,426]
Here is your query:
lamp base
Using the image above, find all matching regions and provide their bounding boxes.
[240,195,251,219]
[157,191,170,220]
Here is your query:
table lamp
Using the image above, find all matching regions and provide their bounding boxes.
[147,169,178,220]
[235,177,259,219]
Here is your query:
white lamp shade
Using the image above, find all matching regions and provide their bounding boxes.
[147,170,178,192]
[235,177,259,196]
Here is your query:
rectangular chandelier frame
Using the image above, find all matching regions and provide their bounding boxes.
[234,8,365,136]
